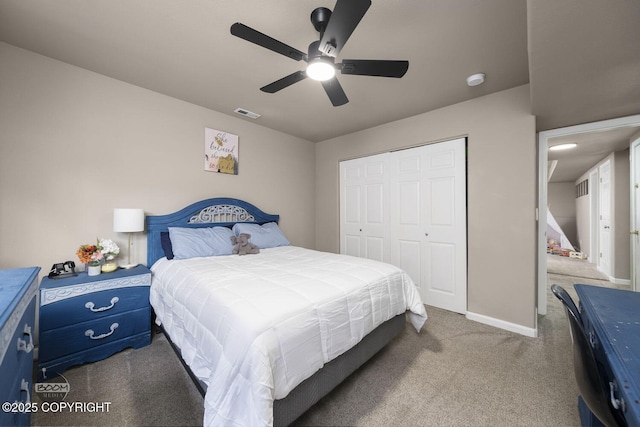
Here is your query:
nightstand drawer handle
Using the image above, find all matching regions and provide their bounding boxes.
[17,324,34,353]
[85,323,119,340]
[85,297,119,312]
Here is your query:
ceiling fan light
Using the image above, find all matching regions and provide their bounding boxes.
[306,59,335,81]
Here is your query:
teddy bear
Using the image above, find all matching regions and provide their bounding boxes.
[230,233,260,255]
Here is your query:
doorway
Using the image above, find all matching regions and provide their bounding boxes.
[537,115,640,317]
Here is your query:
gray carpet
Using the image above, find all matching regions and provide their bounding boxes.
[33,257,608,426]
[31,328,205,427]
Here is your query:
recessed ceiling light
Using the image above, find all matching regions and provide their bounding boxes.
[549,143,577,151]
[466,73,485,87]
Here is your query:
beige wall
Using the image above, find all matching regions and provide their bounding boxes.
[574,150,631,282]
[613,149,630,280]
[548,182,577,246]
[0,43,316,273]
[315,85,538,329]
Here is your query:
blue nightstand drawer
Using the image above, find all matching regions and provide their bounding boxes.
[40,286,150,331]
[39,306,150,362]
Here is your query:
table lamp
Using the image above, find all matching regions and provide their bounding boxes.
[113,208,145,269]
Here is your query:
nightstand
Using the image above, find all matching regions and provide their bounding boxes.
[38,265,151,381]
[0,267,40,427]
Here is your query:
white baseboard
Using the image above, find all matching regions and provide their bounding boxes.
[466,311,538,338]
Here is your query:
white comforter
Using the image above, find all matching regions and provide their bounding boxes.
[150,246,427,426]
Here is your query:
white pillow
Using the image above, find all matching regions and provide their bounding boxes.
[168,226,234,259]
[232,222,290,248]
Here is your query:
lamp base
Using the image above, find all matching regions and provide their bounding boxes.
[120,263,138,269]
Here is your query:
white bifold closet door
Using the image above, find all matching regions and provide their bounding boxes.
[339,138,467,314]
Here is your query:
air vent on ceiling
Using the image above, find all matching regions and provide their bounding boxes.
[234,108,261,119]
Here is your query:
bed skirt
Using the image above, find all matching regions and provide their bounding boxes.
[273,313,406,426]
[160,313,406,426]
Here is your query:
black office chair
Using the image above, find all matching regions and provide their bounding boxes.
[551,285,627,427]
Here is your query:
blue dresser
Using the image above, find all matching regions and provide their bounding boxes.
[575,284,640,426]
[0,267,40,427]
[38,265,151,381]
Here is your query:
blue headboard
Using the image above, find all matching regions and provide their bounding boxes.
[146,197,279,267]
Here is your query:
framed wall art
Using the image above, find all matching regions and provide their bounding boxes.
[205,128,238,174]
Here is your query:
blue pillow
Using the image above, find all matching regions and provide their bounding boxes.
[160,232,174,260]
[232,222,289,248]
[168,226,235,259]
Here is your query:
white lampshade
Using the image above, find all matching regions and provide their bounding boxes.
[113,208,145,232]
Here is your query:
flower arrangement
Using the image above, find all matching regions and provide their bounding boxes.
[98,238,120,261]
[76,238,120,266]
[76,244,102,266]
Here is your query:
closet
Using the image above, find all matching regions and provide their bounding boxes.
[339,138,467,314]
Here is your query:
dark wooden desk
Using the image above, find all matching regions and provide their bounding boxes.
[575,284,640,426]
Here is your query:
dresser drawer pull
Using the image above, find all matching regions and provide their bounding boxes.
[20,379,31,404]
[85,297,119,313]
[85,323,119,340]
[17,324,34,353]
[609,381,626,412]
[589,331,597,348]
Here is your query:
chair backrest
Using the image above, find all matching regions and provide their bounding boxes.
[551,285,626,427]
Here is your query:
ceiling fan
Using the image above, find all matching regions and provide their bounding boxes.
[230,0,409,106]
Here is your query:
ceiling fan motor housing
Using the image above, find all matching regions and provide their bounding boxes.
[311,7,332,33]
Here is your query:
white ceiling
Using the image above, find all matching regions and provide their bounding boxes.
[1,0,639,178]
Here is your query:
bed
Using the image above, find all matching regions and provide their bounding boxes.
[146,198,427,426]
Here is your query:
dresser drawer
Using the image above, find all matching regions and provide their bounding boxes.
[39,307,150,362]
[0,374,32,427]
[0,297,36,386]
[0,267,39,427]
[39,286,150,331]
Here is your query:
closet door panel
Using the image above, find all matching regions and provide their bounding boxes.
[340,138,466,314]
[398,239,422,288]
[420,139,467,314]
[339,153,390,262]
[427,242,456,294]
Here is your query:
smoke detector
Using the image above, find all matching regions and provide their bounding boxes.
[234,108,261,119]
[466,73,485,87]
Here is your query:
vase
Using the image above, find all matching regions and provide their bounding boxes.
[87,264,101,276]
[101,259,118,273]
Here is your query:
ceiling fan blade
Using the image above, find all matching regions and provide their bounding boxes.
[260,71,308,93]
[340,59,409,78]
[318,0,371,57]
[231,23,306,62]
[321,77,349,106]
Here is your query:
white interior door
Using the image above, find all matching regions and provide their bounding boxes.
[389,139,467,313]
[340,139,467,314]
[589,169,599,263]
[631,136,640,291]
[598,159,612,278]
[339,153,389,262]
